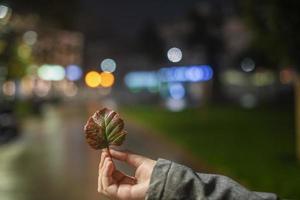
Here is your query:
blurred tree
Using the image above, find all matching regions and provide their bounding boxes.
[0,24,27,79]
[242,0,300,161]
[138,21,165,63]
[8,0,80,29]
[186,6,224,101]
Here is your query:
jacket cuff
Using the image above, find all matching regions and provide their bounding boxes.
[146,158,172,200]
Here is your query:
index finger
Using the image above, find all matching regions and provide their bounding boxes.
[109,149,144,168]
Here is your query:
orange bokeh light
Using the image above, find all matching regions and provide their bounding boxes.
[100,72,115,87]
[85,71,101,88]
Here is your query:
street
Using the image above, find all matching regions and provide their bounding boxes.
[0,101,203,200]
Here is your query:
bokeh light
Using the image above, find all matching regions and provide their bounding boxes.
[0,5,9,19]
[240,93,257,109]
[34,79,51,97]
[100,58,116,73]
[280,68,294,84]
[2,80,15,96]
[167,47,182,63]
[165,98,186,111]
[100,72,115,87]
[125,71,159,90]
[169,83,185,100]
[18,44,31,59]
[20,76,35,97]
[0,4,11,25]
[159,65,213,82]
[65,64,82,81]
[62,81,78,97]
[23,31,38,46]
[38,64,65,81]
[85,71,101,88]
[241,58,255,72]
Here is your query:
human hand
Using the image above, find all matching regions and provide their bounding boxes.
[98,149,156,200]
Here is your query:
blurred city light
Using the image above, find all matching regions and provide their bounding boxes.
[65,64,82,81]
[100,58,116,73]
[124,71,159,90]
[38,64,65,81]
[100,72,115,87]
[34,79,51,97]
[26,64,38,75]
[240,93,257,109]
[0,5,9,19]
[61,81,78,97]
[241,58,255,72]
[252,71,275,87]
[222,69,275,87]
[222,70,247,86]
[165,98,186,111]
[280,68,294,84]
[169,83,185,100]
[159,65,213,82]
[85,71,101,88]
[20,76,35,97]
[125,65,213,93]
[167,47,183,63]
[2,81,15,96]
[0,4,11,25]
[23,31,38,46]
[17,44,31,59]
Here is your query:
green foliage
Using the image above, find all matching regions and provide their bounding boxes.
[84,108,127,150]
[242,0,300,67]
[122,105,300,199]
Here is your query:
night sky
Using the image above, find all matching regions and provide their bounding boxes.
[8,0,212,37]
[77,0,201,36]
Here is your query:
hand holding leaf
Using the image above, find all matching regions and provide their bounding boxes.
[84,108,127,159]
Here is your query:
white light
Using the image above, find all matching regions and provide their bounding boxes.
[34,79,51,97]
[2,81,15,96]
[165,98,186,112]
[101,58,116,72]
[38,64,65,81]
[23,31,38,45]
[241,58,255,72]
[167,47,182,63]
[0,5,9,19]
[240,94,256,109]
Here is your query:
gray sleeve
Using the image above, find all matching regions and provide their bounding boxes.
[146,159,278,200]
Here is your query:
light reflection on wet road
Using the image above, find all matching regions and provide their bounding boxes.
[0,102,201,200]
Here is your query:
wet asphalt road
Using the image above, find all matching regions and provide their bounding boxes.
[0,101,204,200]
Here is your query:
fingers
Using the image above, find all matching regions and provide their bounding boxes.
[98,151,108,192]
[99,150,107,170]
[109,149,145,168]
[112,170,137,185]
[98,150,112,192]
[102,157,115,189]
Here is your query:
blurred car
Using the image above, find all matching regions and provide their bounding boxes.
[0,102,20,145]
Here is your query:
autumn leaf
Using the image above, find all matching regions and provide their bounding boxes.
[84,108,127,150]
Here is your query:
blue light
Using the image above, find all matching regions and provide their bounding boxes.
[169,83,185,100]
[202,65,213,80]
[66,65,82,81]
[185,66,204,82]
[159,65,213,83]
[174,67,187,82]
[124,65,213,92]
